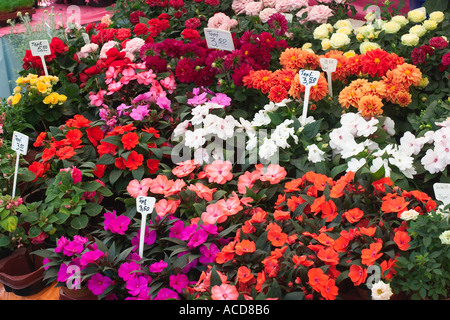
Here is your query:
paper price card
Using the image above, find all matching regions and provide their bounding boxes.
[320,58,337,97]
[29,40,51,76]
[204,28,235,52]
[11,131,29,155]
[434,183,450,205]
[299,70,320,125]
[136,196,156,258]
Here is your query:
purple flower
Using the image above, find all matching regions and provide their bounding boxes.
[117,103,132,116]
[154,288,179,300]
[169,274,189,294]
[199,243,220,264]
[187,229,208,248]
[126,275,149,296]
[87,273,112,296]
[118,261,141,281]
[149,260,168,273]
[80,249,105,267]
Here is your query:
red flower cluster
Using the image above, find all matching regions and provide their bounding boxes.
[22,37,69,74]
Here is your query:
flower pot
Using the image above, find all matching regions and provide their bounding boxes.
[0,247,47,296]
[59,286,98,300]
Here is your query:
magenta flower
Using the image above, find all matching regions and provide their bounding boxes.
[126,275,149,296]
[199,243,220,264]
[118,261,141,281]
[54,236,69,253]
[169,274,189,294]
[80,249,105,267]
[63,240,84,257]
[154,288,179,300]
[131,225,157,250]
[267,13,288,37]
[187,91,208,106]
[210,93,231,107]
[187,229,208,248]
[104,210,131,235]
[169,220,185,239]
[149,260,168,273]
[156,95,172,112]
[130,104,150,121]
[180,224,197,241]
[87,273,112,296]
[70,166,82,184]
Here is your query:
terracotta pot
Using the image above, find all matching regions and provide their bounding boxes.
[59,286,98,300]
[0,247,47,296]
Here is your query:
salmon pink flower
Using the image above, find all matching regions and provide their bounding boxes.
[172,159,199,178]
[187,183,217,202]
[126,178,152,198]
[211,283,239,300]
[201,202,226,225]
[259,164,287,184]
[204,160,234,184]
[155,199,180,218]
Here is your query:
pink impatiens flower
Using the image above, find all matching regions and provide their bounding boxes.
[87,273,112,296]
[104,210,131,235]
[204,160,234,184]
[126,178,152,198]
[89,89,107,107]
[211,283,239,300]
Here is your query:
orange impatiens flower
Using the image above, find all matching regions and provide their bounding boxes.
[308,268,328,292]
[237,266,255,284]
[344,208,364,224]
[381,195,410,214]
[187,183,216,202]
[124,150,144,170]
[317,247,339,265]
[321,279,339,300]
[234,239,256,256]
[361,242,383,266]
[348,264,367,286]
[65,114,91,128]
[292,255,314,267]
[316,233,335,246]
[394,230,410,251]
[56,145,76,160]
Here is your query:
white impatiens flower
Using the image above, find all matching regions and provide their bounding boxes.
[371,281,393,300]
[252,110,271,127]
[400,209,420,221]
[259,138,278,161]
[340,140,365,159]
[191,104,211,125]
[382,117,396,136]
[346,158,366,172]
[421,149,447,174]
[184,128,206,149]
[329,127,355,151]
[307,144,325,163]
[370,157,391,177]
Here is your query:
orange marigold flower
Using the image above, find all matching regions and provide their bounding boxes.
[391,63,422,87]
[279,47,308,71]
[310,73,329,102]
[338,85,359,109]
[348,264,367,286]
[273,68,296,90]
[288,73,305,99]
[361,242,383,266]
[268,85,289,103]
[358,94,383,118]
[244,69,276,94]
[393,90,412,107]
[360,48,392,77]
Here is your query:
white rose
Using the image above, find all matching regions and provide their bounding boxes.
[439,230,450,245]
[408,7,426,23]
[371,281,393,300]
[382,21,401,34]
[400,209,420,221]
[401,33,420,46]
[392,15,409,26]
[409,24,427,37]
[429,11,445,23]
[423,20,437,31]
[313,24,332,40]
[329,32,350,49]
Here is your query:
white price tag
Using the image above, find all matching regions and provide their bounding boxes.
[299,70,320,126]
[29,40,51,57]
[204,28,235,52]
[11,131,29,155]
[320,58,337,97]
[434,183,450,205]
[136,196,156,258]
[82,33,90,45]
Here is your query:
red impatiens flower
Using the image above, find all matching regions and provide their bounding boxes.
[56,146,76,160]
[361,242,383,266]
[121,132,140,150]
[124,151,144,170]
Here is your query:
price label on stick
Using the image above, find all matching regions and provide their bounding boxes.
[136,196,156,258]
[434,183,450,206]
[11,131,29,199]
[29,40,51,76]
[204,28,235,52]
[320,58,337,97]
[299,69,320,126]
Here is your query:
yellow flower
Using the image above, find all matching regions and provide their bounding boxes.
[409,24,427,37]
[321,39,331,50]
[391,15,409,27]
[13,86,21,94]
[15,77,24,85]
[429,11,445,23]
[36,82,48,94]
[359,41,381,54]
[401,33,420,46]
[423,20,437,31]
[329,33,350,49]
[382,21,401,34]
[418,77,429,88]
[344,50,356,58]
[49,92,60,104]
[407,8,426,23]
[43,95,53,104]
[9,93,22,105]
[58,94,67,103]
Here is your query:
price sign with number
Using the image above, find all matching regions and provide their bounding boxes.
[320,58,337,97]
[29,40,51,76]
[11,131,29,199]
[136,196,156,257]
[299,69,320,125]
[204,28,235,52]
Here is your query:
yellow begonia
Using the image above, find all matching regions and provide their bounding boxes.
[8,93,22,105]
[37,82,48,94]
[58,94,67,103]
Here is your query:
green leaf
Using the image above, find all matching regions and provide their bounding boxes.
[0,216,18,232]
[209,265,223,288]
[84,202,103,217]
[70,214,89,230]
[109,168,122,185]
[28,225,42,238]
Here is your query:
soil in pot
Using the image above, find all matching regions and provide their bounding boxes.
[0,247,47,296]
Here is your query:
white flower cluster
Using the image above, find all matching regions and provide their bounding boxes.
[313,19,354,51]
[418,120,450,174]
